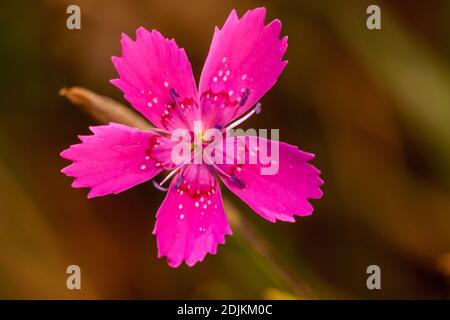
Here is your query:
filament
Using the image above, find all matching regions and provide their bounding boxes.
[225,102,262,131]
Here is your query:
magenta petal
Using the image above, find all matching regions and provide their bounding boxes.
[153,164,232,267]
[199,8,288,128]
[218,136,323,222]
[111,27,199,131]
[60,123,173,198]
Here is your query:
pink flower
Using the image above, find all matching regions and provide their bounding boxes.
[60,8,323,267]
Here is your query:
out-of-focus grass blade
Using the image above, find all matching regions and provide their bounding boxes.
[310,1,450,181]
[0,159,98,298]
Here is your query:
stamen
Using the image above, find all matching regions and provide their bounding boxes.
[211,163,246,189]
[169,88,192,128]
[225,102,262,131]
[152,180,168,192]
[152,165,183,192]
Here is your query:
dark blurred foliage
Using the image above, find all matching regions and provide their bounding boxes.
[0,0,449,299]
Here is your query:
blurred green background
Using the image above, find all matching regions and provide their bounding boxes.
[0,0,449,299]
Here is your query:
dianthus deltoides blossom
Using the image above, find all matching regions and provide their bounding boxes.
[61,8,323,267]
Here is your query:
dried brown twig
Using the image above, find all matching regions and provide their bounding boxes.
[60,86,150,130]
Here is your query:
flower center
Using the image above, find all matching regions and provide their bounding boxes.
[152,96,263,192]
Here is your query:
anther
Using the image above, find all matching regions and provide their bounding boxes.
[170,88,180,98]
[152,180,168,192]
[174,175,183,189]
[230,176,246,188]
[169,88,190,128]
[239,88,250,106]
[225,102,262,131]
[210,163,245,188]
[255,102,262,114]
